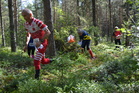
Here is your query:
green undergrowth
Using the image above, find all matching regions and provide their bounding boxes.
[0,44,139,93]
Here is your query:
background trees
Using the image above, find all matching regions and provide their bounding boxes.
[0,0,139,53]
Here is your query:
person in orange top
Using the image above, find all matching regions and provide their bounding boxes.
[113,26,122,48]
[67,35,75,43]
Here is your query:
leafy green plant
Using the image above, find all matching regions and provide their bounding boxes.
[17,79,57,93]
[0,44,139,93]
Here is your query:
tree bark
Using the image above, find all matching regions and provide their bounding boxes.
[108,0,112,42]
[13,0,18,45]
[92,0,98,45]
[34,0,38,18]
[77,0,81,26]
[0,0,5,46]
[8,0,16,52]
[125,0,130,47]
[133,0,136,22]
[43,0,56,57]
[92,0,96,26]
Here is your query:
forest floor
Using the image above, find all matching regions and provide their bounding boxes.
[0,43,139,93]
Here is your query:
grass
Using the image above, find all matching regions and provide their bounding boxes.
[0,44,139,93]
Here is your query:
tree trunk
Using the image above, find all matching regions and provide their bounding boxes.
[53,0,58,26]
[92,0,96,26]
[105,4,108,40]
[34,0,38,18]
[13,0,18,45]
[0,0,5,46]
[77,0,81,26]
[119,7,123,27]
[125,0,130,47]
[133,0,136,22]
[92,0,98,45]
[53,0,56,25]
[108,0,112,42]
[8,0,16,52]
[43,0,56,57]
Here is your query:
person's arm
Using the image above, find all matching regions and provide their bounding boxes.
[35,20,51,42]
[44,28,51,39]
[120,31,122,36]
[26,32,31,45]
[79,36,83,42]
[40,28,51,42]
[24,32,31,52]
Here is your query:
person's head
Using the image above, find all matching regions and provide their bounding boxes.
[115,26,119,29]
[22,9,33,22]
[77,29,83,36]
[114,26,119,31]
